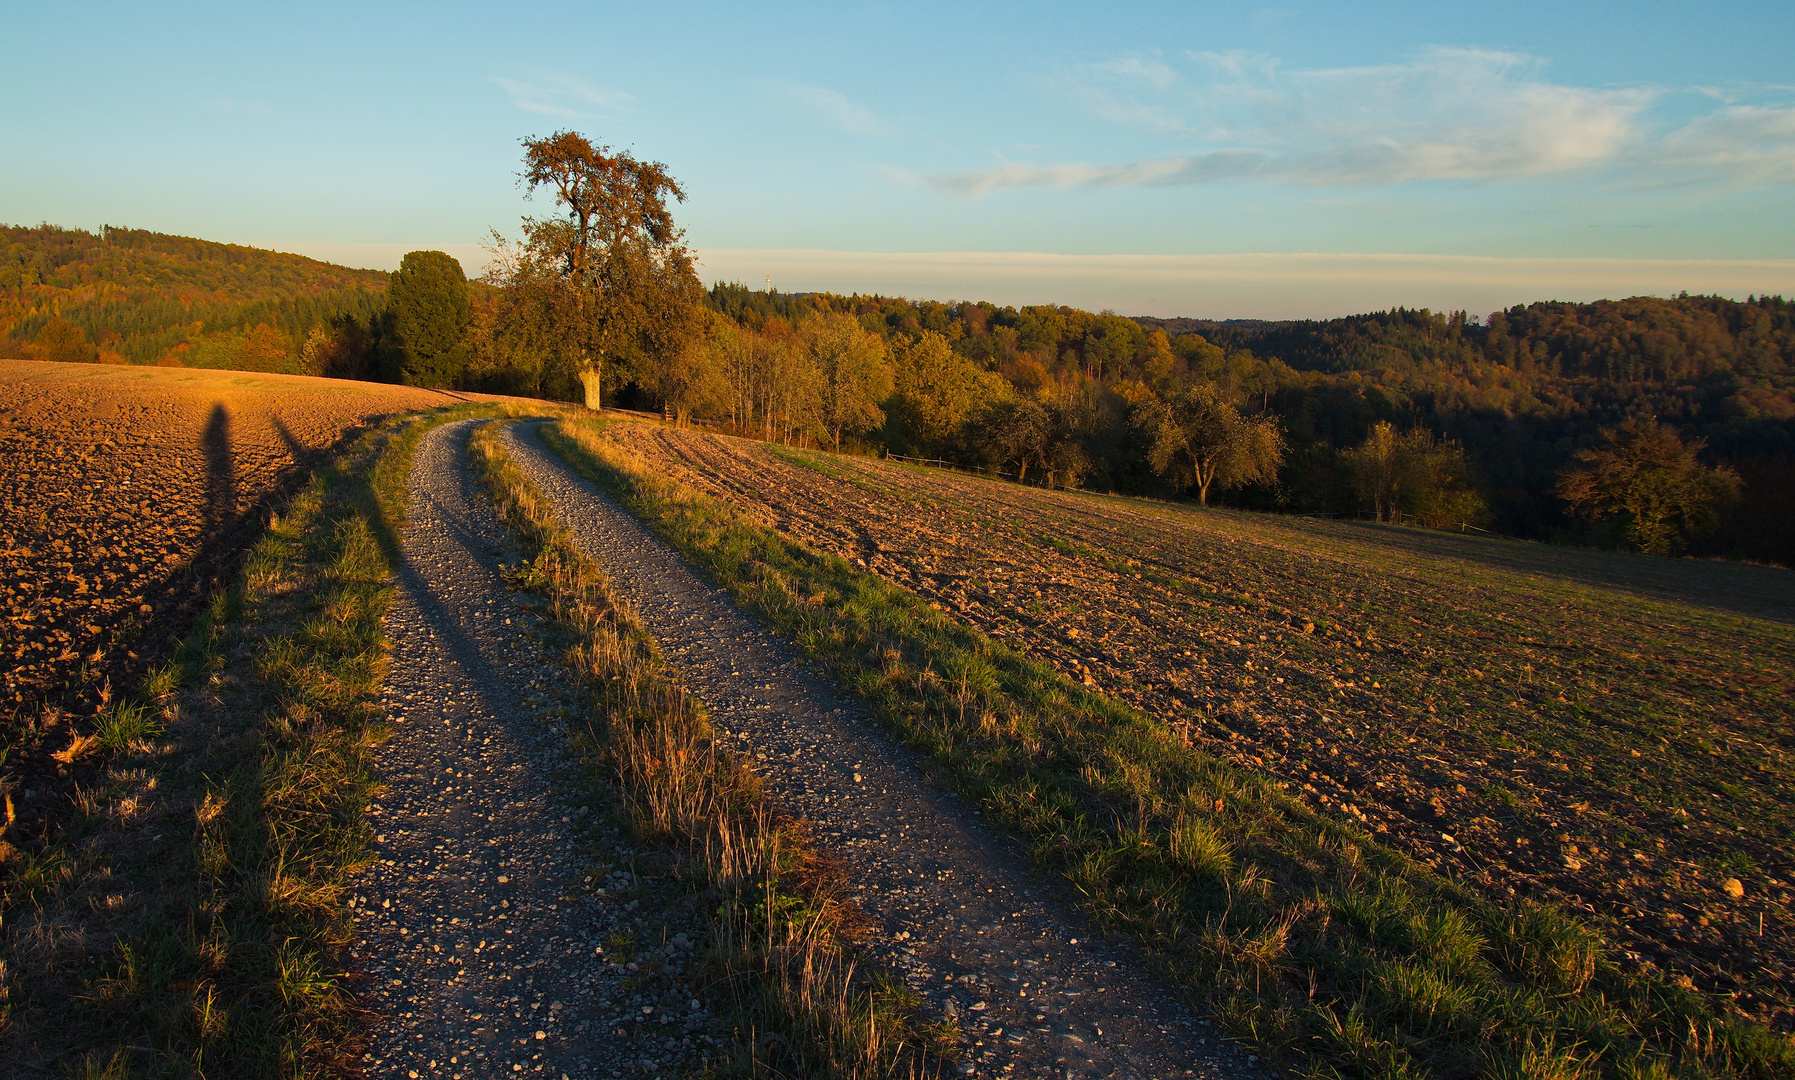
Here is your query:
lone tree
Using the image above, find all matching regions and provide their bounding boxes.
[1136,383,1284,506]
[515,131,701,409]
[1557,417,1739,556]
[388,250,470,387]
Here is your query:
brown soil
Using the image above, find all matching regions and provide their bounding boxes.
[604,420,1795,1030]
[0,360,493,842]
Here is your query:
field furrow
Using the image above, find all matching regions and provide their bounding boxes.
[0,360,490,845]
[611,420,1795,1026]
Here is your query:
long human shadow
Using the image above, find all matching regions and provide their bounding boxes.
[124,412,403,702]
[201,403,235,543]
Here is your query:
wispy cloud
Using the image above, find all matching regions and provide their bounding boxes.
[1047,53,1193,135]
[491,73,633,118]
[766,81,890,136]
[1653,103,1795,185]
[928,48,1795,197]
[1096,56,1179,91]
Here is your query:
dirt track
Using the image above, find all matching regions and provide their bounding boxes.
[601,420,1795,1026]
[355,420,718,1079]
[0,360,489,840]
[508,421,1235,1080]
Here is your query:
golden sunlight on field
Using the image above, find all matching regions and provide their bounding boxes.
[611,419,1795,1025]
[0,360,484,756]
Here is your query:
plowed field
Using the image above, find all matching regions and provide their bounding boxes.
[606,420,1795,1027]
[0,360,487,823]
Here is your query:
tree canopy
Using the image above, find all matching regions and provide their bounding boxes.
[388,250,470,388]
[1345,421,1488,529]
[800,311,892,450]
[505,131,702,409]
[1136,383,1285,506]
[1557,418,1741,556]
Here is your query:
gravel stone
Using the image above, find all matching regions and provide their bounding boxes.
[504,420,1240,1080]
[350,420,715,1080]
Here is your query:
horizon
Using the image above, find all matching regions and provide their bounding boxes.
[9,1,1795,318]
[19,221,1793,324]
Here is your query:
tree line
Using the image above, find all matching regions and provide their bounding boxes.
[4,139,1789,565]
[0,224,390,372]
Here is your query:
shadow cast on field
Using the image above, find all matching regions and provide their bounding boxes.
[1299,517,1795,627]
[125,412,399,699]
[379,420,535,785]
[202,402,235,544]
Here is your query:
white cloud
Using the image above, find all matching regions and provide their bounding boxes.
[1053,78,1193,136]
[768,82,889,136]
[939,47,1659,195]
[491,74,633,118]
[933,153,1265,197]
[1653,104,1795,185]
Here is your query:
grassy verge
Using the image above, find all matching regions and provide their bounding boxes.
[0,402,540,1077]
[542,418,1795,1080]
[466,420,946,1079]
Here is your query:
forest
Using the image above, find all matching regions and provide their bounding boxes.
[4,205,1791,566]
[0,223,388,374]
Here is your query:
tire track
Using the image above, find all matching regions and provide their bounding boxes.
[505,421,1238,1080]
[351,419,718,1080]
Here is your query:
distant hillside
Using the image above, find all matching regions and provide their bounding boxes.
[0,224,389,373]
[1140,294,1795,384]
[682,284,1795,565]
[1136,298,1795,554]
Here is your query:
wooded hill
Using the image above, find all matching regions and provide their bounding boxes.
[657,286,1793,564]
[3,223,1790,565]
[1133,297,1795,547]
[0,223,388,373]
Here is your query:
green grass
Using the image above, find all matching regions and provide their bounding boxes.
[0,401,535,1077]
[467,420,946,1079]
[603,426,1791,1026]
[542,418,1794,1080]
[767,445,847,479]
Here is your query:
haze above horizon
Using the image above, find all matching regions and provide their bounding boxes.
[7,1,1794,318]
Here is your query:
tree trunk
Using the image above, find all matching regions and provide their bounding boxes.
[579,367,602,411]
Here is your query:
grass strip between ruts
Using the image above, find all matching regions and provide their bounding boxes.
[541,417,1795,1080]
[467,419,949,1079]
[0,402,539,1078]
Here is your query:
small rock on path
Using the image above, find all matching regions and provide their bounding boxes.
[507,420,1240,1080]
[350,420,717,1080]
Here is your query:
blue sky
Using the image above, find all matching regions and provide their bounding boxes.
[5,1,1793,316]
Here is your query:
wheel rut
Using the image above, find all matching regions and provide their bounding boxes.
[505,421,1239,1080]
[350,420,717,1080]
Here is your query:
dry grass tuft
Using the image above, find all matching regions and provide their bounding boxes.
[0,401,545,1077]
[469,420,942,1079]
[539,417,1795,1080]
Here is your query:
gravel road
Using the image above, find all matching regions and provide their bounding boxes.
[504,421,1241,1080]
[351,420,720,1080]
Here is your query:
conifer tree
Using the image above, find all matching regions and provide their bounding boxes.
[388,250,471,388]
